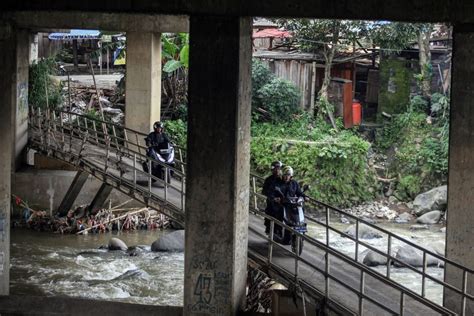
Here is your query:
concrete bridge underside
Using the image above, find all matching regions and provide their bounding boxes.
[0,2,474,315]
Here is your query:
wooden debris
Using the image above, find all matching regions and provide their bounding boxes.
[12,194,170,234]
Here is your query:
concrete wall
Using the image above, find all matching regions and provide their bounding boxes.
[12,168,143,216]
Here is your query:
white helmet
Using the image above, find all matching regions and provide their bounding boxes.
[282,165,294,177]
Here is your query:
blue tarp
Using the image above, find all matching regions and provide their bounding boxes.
[48,29,101,40]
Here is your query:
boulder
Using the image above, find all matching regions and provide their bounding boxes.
[363,250,388,267]
[416,210,442,224]
[413,185,447,216]
[394,245,443,267]
[151,230,185,252]
[108,237,128,251]
[344,224,382,239]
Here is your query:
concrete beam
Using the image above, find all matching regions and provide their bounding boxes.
[0,295,183,316]
[87,183,113,214]
[0,21,14,296]
[444,24,474,315]
[184,16,251,314]
[57,170,90,216]
[7,11,188,33]
[2,1,474,23]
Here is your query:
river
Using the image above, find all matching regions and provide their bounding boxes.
[10,222,445,307]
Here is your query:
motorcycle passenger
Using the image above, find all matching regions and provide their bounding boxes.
[262,161,283,233]
[276,165,305,212]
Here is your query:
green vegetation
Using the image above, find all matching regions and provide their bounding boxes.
[29,58,63,109]
[251,116,377,206]
[375,93,449,200]
[164,114,377,207]
[251,59,301,122]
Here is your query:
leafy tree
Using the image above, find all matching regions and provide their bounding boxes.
[161,33,189,119]
[275,19,368,125]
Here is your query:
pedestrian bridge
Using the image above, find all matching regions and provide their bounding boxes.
[28,107,473,315]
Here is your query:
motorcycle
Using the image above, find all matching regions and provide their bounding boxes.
[142,140,175,184]
[271,185,308,255]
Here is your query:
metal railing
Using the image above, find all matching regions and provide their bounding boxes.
[28,107,187,224]
[250,173,473,315]
[28,107,473,315]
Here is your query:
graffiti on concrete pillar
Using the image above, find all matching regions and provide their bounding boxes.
[187,256,231,314]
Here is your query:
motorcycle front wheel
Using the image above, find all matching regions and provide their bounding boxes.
[291,234,304,255]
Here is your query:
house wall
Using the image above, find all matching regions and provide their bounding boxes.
[257,57,355,112]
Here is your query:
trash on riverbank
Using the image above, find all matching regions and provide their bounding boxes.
[11,194,170,234]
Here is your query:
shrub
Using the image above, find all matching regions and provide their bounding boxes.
[251,58,273,105]
[256,77,301,122]
[29,58,63,109]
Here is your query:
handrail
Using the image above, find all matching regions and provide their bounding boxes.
[28,106,473,315]
[248,208,454,315]
[250,172,473,315]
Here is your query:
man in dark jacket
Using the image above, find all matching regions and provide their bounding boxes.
[262,161,283,233]
[145,121,170,150]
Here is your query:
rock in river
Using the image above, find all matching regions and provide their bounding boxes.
[108,237,128,251]
[151,230,185,252]
[344,223,383,239]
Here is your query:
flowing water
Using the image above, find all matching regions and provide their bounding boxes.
[10,222,445,306]
[10,229,184,306]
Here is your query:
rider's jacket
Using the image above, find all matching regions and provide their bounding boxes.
[277,180,304,200]
[145,131,170,148]
[262,174,282,202]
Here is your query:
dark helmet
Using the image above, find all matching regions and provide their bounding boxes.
[153,121,164,130]
[271,161,283,170]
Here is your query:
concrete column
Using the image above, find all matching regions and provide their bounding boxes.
[12,29,30,171]
[87,183,113,214]
[57,171,90,216]
[184,16,252,315]
[444,25,474,314]
[125,32,161,134]
[0,21,15,295]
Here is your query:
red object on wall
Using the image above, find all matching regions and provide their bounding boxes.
[352,101,362,125]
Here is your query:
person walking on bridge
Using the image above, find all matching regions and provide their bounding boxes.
[262,161,283,233]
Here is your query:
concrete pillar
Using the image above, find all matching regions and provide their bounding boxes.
[30,33,39,64]
[444,25,474,314]
[12,29,30,171]
[87,183,113,214]
[184,16,252,315]
[0,21,15,295]
[57,171,89,216]
[125,32,161,134]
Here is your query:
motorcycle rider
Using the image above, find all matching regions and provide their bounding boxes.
[262,161,283,233]
[145,121,170,151]
[143,121,174,181]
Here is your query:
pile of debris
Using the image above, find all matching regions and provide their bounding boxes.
[13,195,170,234]
[60,75,125,125]
[342,200,401,221]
